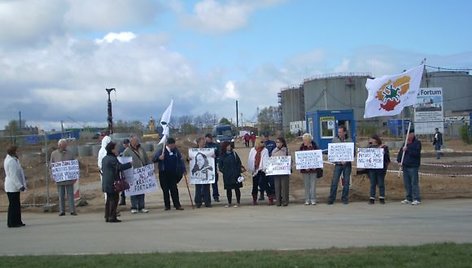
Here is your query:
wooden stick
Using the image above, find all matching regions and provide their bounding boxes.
[398,121,412,177]
[183,174,195,209]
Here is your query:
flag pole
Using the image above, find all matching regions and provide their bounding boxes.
[398,121,411,177]
[183,174,195,209]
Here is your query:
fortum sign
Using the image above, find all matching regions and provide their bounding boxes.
[414,87,444,135]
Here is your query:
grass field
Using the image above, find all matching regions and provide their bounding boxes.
[0,243,471,268]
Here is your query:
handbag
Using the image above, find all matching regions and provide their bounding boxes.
[113,179,130,192]
[113,168,130,192]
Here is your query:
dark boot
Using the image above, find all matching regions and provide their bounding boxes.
[268,195,274,206]
[258,191,265,201]
[252,194,258,205]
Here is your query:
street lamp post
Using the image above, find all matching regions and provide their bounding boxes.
[106,88,116,134]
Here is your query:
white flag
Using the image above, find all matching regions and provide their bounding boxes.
[364,65,424,118]
[158,100,173,145]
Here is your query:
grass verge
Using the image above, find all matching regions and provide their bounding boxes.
[0,243,471,268]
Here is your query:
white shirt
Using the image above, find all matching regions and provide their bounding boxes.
[247,147,269,176]
[3,154,27,192]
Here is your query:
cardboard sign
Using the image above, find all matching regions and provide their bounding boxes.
[357,148,384,169]
[266,156,291,176]
[295,150,323,170]
[126,164,158,196]
[188,148,216,184]
[51,160,80,183]
[328,142,354,162]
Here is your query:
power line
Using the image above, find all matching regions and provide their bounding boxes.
[425,65,472,72]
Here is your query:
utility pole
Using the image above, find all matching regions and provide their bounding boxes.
[106,88,116,134]
[235,100,239,128]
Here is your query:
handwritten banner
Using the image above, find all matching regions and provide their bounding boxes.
[266,156,291,176]
[328,142,354,162]
[125,164,158,196]
[295,150,323,170]
[357,148,384,169]
[51,160,80,183]
[188,148,216,184]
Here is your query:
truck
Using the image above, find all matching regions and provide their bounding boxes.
[212,124,236,148]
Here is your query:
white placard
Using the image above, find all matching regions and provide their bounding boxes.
[266,156,291,176]
[295,150,323,170]
[328,142,354,162]
[51,160,80,182]
[414,87,444,135]
[125,164,158,196]
[117,156,133,182]
[188,148,216,184]
[356,148,384,169]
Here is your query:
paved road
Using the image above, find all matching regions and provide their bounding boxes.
[1,199,471,255]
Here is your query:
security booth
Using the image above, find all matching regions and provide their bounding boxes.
[306,109,356,150]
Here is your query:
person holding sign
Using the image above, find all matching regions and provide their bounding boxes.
[101,142,132,223]
[219,141,244,208]
[4,146,27,228]
[366,135,390,205]
[299,133,322,205]
[123,135,151,214]
[247,137,270,205]
[205,133,221,202]
[328,126,353,205]
[154,137,186,211]
[397,129,422,206]
[50,139,77,216]
[271,137,290,206]
[189,137,212,208]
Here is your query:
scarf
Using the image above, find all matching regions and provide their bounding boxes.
[254,147,263,170]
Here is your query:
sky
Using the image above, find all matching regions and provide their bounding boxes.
[1,0,471,131]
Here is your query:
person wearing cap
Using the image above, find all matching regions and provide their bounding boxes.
[205,133,221,202]
[123,134,151,214]
[397,129,422,205]
[4,145,27,228]
[153,137,186,211]
[50,139,78,216]
[432,128,443,159]
[118,138,130,206]
[260,132,276,201]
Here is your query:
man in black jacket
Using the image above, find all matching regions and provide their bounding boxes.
[153,138,185,211]
[397,129,422,205]
[433,128,443,159]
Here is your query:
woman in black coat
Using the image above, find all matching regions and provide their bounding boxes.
[218,141,244,208]
[101,142,132,222]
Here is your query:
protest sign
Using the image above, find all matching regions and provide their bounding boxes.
[188,148,216,184]
[357,148,384,169]
[51,160,80,183]
[117,156,133,181]
[295,150,323,170]
[328,142,354,162]
[125,164,158,196]
[266,156,291,176]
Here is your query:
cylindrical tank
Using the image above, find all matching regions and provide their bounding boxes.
[78,145,92,157]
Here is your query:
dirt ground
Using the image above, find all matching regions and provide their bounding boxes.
[0,135,471,213]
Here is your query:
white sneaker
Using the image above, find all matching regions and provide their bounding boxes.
[233,204,239,208]
[401,199,411,205]
[139,209,149,213]
[311,201,317,205]
[411,200,421,206]
[130,209,138,214]
[224,204,230,208]
[304,202,310,205]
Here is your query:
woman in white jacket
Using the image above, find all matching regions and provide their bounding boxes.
[3,146,27,228]
[247,137,270,205]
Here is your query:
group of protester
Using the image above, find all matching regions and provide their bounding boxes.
[3,126,424,227]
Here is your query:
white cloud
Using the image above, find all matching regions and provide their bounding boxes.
[64,0,161,32]
[95,32,137,44]
[222,81,239,99]
[333,59,351,73]
[181,0,285,33]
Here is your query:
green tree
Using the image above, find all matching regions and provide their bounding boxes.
[219,117,232,125]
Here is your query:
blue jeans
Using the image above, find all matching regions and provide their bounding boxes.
[329,164,351,203]
[195,184,211,206]
[368,169,386,199]
[403,166,420,201]
[434,144,441,159]
[212,172,220,199]
[57,184,75,213]
[130,194,145,210]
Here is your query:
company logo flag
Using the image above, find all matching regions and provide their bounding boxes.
[364,65,424,118]
[158,100,173,145]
